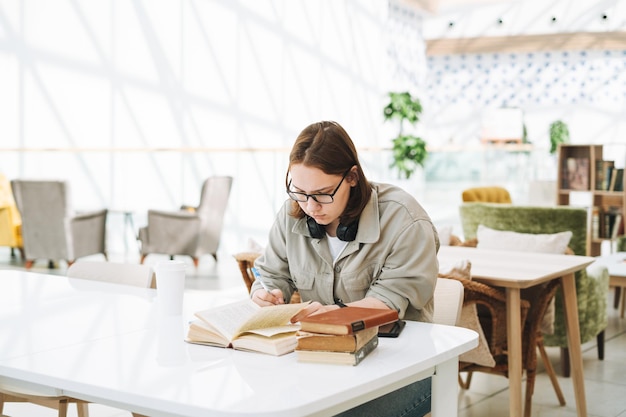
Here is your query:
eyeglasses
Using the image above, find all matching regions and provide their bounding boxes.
[287,169,350,204]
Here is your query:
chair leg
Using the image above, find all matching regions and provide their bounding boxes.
[458,371,473,389]
[524,368,535,417]
[192,257,200,268]
[10,247,15,258]
[615,286,622,309]
[140,254,147,264]
[597,330,605,360]
[560,347,570,377]
[537,339,566,406]
[25,259,34,269]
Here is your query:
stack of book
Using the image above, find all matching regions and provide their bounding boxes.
[295,307,398,366]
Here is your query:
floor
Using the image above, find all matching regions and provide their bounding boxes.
[1,248,625,417]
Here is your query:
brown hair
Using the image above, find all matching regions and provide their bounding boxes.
[285,121,372,222]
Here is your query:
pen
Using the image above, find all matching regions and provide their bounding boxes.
[251,267,271,292]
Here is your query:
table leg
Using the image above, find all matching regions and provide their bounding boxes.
[506,288,523,417]
[432,357,457,417]
[560,273,588,417]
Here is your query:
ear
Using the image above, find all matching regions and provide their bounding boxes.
[347,165,359,187]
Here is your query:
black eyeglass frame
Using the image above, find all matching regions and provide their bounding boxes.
[286,169,351,204]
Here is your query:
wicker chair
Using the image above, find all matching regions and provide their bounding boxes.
[233,252,301,303]
[447,237,566,417]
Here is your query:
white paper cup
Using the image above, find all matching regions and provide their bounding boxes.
[155,260,186,316]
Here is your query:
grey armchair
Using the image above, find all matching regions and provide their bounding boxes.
[138,176,233,267]
[11,180,108,269]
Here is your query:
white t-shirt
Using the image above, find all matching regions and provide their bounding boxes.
[327,234,348,263]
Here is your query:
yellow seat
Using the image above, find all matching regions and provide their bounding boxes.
[0,174,23,258]
[462,186,512,203]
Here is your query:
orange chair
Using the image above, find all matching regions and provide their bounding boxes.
[0,174,23,259]
[462,186,512,203]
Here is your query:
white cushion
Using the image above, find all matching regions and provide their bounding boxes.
[436,225,453,246]
[475,224,573,335]
[476,224,572,254]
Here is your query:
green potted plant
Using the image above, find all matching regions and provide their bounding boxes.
[549,120,570,154]
[383,91,427,179]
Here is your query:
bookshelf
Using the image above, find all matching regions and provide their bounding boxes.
[557,144,626,256]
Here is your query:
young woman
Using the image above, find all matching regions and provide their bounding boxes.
[251,120,439,417]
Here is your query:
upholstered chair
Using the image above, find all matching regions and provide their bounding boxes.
[462,186,512,203]
[138,176,233,267]
[0,174,23,258]
[459,202,610,377]
[10,180,108,268]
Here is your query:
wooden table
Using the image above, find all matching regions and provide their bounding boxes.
[438,246,595,417]
[593,252,626,318]
[0,270,478,417]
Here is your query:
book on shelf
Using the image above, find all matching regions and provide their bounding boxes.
[610,168,624,192]
[299,306,398,335]
[596,160,615,190]
[186,299,310,356]
[563,157,589,190]
[591,207,600,239]
[295,326,379,353]
[295,333,379,366]
[611,214,623,239]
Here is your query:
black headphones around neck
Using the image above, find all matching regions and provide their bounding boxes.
[306,216,359,242]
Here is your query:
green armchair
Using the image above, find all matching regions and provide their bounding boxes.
[459,202,610,376]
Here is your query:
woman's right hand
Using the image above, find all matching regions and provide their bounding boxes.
[251,288,285,306]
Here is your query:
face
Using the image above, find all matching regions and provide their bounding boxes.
[288,164,356,231]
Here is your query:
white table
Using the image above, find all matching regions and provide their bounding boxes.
[0,270,477,417]
[438,246,595,417]
[593,251,626,318]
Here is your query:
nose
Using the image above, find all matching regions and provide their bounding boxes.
[305,197,321,212]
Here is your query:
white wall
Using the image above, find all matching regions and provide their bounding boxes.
[1,0,423,256]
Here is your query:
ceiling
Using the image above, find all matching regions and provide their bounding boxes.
[401,0,626,54]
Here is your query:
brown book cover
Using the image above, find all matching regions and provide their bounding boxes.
[299,307,398,335]
[295,334,379,366]
[295,326,378,352]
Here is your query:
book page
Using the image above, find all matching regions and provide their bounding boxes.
[243,325,300,337]
[194,299,309,342]
[235,302,309,336]
[195,299,261,341]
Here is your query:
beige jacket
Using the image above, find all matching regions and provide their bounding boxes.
[252,182,439,322]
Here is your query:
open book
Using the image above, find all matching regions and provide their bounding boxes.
[186,299,310,356]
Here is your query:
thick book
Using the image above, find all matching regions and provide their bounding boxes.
[186,299,309,356]
[299,307,398,335]
[295,334,379,365]
[295,326,378,352]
